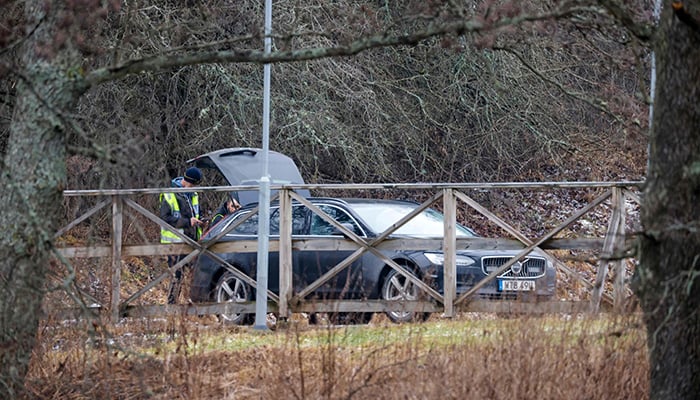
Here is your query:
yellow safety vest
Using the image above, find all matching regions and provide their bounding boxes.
[160,192,201,243]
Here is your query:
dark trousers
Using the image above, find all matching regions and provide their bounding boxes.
[167,255,187,304]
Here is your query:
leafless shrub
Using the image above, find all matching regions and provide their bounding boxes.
[26,314,648,399]
[34,0,647,193]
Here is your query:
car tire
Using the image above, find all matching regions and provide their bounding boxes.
[381,268,430,323]
[214,271,253,325]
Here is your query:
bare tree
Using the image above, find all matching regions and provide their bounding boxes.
[634,2,700,398]
[1,2,91,396]
[0,0,695,398]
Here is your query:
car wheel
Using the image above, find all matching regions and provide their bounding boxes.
[214,271,253,325]
[381,268,430,323]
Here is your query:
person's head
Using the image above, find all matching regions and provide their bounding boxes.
[227,196,241,212]
[182,167,203,187]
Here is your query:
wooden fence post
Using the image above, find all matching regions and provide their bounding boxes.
[590,187,623,313]
[613,190,627,312]
[278,189,292,319]
[443,188,456,318]
[110,195,123,323]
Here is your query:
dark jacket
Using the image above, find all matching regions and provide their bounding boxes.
[210,200,231,227]
[160,177,200,241]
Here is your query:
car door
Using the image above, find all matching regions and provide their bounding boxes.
[265,205,310,294]
[295,203,366,299]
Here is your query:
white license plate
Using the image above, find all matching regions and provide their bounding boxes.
[498,280,536,291]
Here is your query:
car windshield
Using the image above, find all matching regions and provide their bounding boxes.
[348,202,476,237]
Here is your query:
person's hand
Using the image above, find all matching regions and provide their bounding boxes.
[190,217,203,227]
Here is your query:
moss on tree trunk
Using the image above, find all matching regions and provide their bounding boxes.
[0,2,86,396]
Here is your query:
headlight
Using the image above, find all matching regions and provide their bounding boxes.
[424,253,475,267]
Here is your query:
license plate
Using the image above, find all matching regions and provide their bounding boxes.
[498,280,535,291]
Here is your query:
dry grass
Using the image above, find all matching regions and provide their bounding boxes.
[25,313,648,399]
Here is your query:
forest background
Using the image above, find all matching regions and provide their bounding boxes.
[0,1,648,195]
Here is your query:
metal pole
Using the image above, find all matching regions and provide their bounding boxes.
[648,0,661,172]
[254,0,273,330]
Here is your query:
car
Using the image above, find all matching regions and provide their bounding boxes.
[186,148,556,324]
[189,197,557,324]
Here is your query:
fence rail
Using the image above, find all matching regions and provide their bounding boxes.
[53,181,643,323]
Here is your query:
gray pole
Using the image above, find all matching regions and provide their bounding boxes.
[647,0,661,173]
[253,0,273,330]
[649,0,661,123]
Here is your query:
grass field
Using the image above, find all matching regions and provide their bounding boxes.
[26,312,648,399]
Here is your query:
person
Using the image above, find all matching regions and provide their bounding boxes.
[160,166,205,304]
[210,195,241,226]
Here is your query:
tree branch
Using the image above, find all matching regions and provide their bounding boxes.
[494,46,624,124]
[597,0,656,40]
[85,3,599,87]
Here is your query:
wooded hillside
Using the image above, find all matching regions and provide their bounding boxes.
[1,1,648,191]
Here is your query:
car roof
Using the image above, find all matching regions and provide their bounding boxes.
[340,198,420,206]
[217,196,478,238]
[235,197,419,210]
[187,147,311,206]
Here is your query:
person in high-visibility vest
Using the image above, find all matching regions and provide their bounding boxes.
[160,166,205,304]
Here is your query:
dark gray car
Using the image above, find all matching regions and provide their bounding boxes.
[189,197,557,324]
[186,148,556,324]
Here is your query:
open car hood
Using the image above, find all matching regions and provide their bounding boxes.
[187,147,310,205]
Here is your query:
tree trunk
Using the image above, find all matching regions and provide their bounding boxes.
[634,3,700,399]
[0,2,85,397]
[0,68,84,399]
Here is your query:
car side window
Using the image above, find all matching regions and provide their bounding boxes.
[232,206,307,236]
[230,212,258,235]
[310,205,363,236]
[291,206,308,234]
[269,206,308,235]
[269,208,280,235]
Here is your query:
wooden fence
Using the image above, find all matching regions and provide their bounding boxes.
[53,181,642,323]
